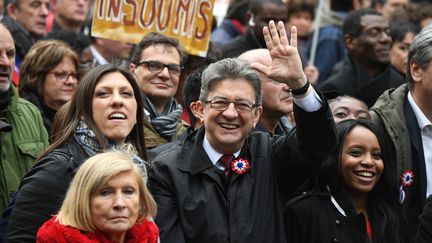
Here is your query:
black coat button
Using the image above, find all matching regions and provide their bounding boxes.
[332,238,338,243]
[335,219,341,227]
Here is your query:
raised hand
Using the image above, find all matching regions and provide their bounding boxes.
[251,21,307,90]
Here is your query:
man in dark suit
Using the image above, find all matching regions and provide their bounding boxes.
[149,21,337,243]
[370,24,432,240]
[320,8,404,108]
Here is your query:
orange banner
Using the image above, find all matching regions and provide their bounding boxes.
[92,0,214,57]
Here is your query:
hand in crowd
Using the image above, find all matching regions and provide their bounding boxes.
[251,21,307,90]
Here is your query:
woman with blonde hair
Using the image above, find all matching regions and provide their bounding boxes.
[37,149,158,242]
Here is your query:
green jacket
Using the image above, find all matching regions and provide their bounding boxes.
[144,118,188,150]
[370,84,411,178]
[0,85,49,212]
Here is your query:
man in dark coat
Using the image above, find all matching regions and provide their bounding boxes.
[370,24,432,240]
[319,8,404,108]
[149,21,337,243]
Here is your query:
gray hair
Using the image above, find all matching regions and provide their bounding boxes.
[199,58,262,106]
[407,24,432,86]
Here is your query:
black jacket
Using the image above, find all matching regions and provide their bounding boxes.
[319,54,404,108]
[149,101,337,243]
[5,138,88,242]
[20,88,55,135]
[416,195,432,243]
[285,188,373,243]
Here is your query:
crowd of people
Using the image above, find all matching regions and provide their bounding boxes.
[2,0,432,242]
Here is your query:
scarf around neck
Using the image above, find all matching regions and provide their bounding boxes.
[74,120,149,182]
[144,96,182,141]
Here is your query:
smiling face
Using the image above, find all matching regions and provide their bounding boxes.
[92,72,137,143]
[0,25,15,92]
[198,79,262,154]
[42,55,78,110]
[340,126,384,199]
[90,171,140,240]
[130,44,180,112]
[349,14,391,67]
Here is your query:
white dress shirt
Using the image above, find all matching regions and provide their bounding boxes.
[408,92,432,197]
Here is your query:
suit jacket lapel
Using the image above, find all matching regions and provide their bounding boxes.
[405,100,427,205]
[177,128,225,190]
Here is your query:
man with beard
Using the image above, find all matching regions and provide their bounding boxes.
[319,8,404,108]
[0,23,48,215]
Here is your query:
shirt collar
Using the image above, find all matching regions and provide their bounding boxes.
[408,91,432,130]
[90,45,109,65]
[202,134,241,166]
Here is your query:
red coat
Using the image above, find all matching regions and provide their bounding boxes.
[36,216,159,243]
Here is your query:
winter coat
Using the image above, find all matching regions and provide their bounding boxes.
[37,216,159,243]
[285,188,378,243]
[370,83,425,238]
[0,85,48,213]
[144,118,188,149]
[149,102,337,243]
[320,54,404,108]
[4,138,89,242]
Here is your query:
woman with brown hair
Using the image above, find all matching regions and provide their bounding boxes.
[5,64,147,242]
[19,39,79,135]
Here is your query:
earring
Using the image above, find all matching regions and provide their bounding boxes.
[248,16,255,27]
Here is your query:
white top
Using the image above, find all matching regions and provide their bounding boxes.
[90,45,109,65]
[203,136,241,170]
[292,88,322,112]
[408,92,432,197]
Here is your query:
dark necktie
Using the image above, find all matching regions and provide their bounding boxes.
[219,154,235,191]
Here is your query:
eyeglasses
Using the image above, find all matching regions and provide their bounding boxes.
[204,98,256,113]
[136,60,183,76]
[49,71,78,82]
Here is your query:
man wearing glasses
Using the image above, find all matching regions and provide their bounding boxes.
[149,21,337,243]
[130,32,188,149]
